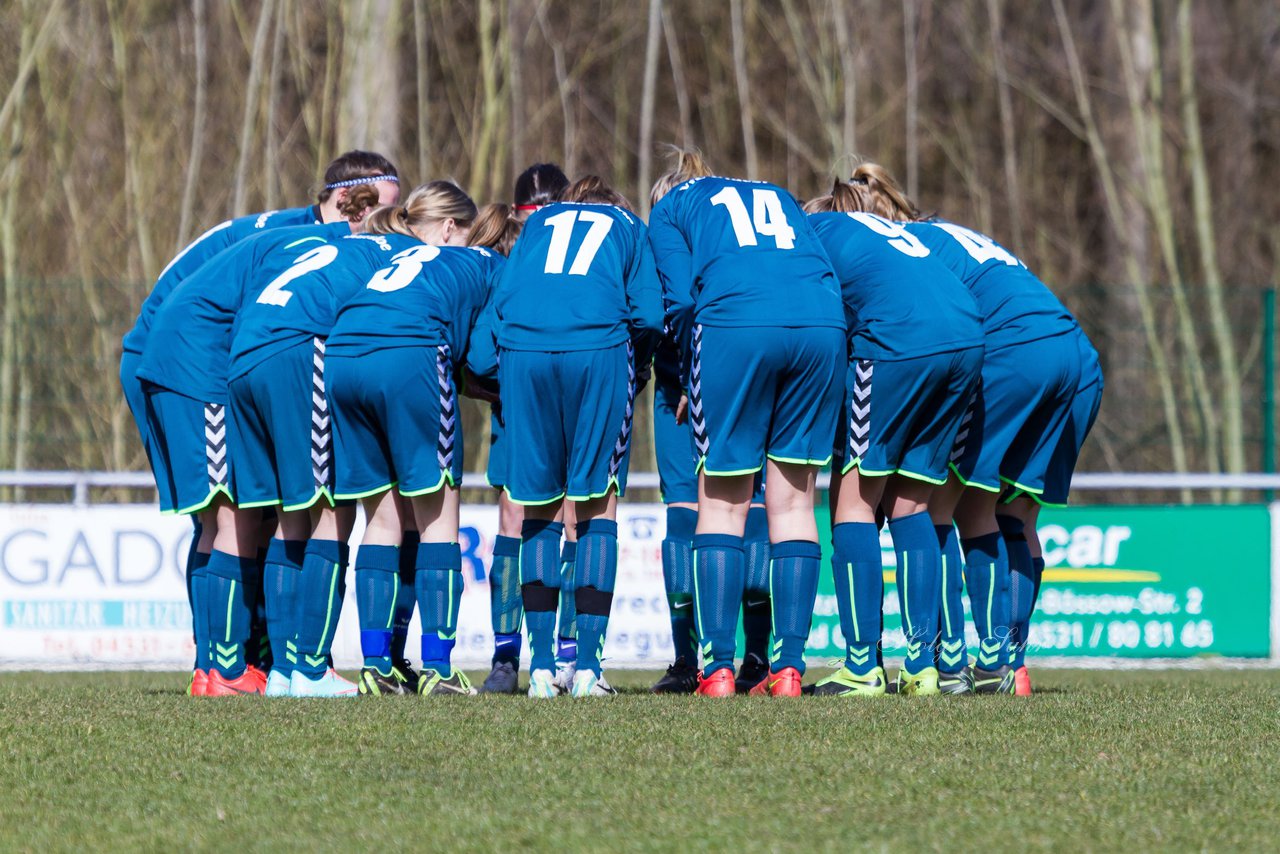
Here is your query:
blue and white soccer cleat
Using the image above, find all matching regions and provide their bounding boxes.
[527,668,560,699]
[552,659,578,695]
[265,669,292,697]
[289,668,359,698]
[570,670,617,698]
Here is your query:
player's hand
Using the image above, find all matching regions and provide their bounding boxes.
[676,394,688,425]
[460,368,501,404]
[635,362,652,394]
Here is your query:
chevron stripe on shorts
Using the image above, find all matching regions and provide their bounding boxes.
[204,403,228,488]
[310,337,332,491]
[436,345,457,472]
[608,341,637,479]
[689,324,708,457]
[849,359,873,462]
[950,385,978,463]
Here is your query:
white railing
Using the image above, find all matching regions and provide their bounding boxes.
[3,470,1280,506]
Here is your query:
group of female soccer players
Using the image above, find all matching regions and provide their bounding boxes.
[121,146,1100,699]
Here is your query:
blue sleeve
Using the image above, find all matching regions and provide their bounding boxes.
[647,198,696,373]
[464,260,502,381]
[625,222,664,368]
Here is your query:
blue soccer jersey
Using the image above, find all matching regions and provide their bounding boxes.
[492,202,663,359]
[136,222,351,403]
[905,220,1075,350]
[809,211,983,361]
[122,206,321,355]
[229,232,423,381]
[648,176,844,352]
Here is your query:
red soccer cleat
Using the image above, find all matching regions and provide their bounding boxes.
[204,669,265,697]
[189,669,208,697]
[1014,666,1032,696]
[695,667,737,697]
[244,664,268,692]
[748,667,803,697]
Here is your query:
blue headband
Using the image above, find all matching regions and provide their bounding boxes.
[324,174,399,190]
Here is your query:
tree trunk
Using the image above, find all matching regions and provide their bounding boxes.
[637,0,663,215]
[232,0,274,215]
[729,0,758,178]
[177,0,208,248]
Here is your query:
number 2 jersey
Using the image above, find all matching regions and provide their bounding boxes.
[647,176,844,354]
[135,222,351,403]
[326,240,505,364]
[491,202,662,359]
[808,211,983,361]
[122,206,322,355]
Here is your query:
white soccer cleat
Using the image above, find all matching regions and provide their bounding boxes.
[527,668,560,699]
[289,668,359,698]
[570,670,618,698]
[265,669,291,697]
[552,659,577,694]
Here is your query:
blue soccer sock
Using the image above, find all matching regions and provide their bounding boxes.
[831,522,883,675]
[416,542,463,677]
[557,539,578,663]
[354,544,400,675]
[244,549,268,669]
[189,549,212,671]
[520,519,564,672]
[936,524,967,674]
[768,540,820,674]
[574,520,617,676]
[205,550,254,679]
[962,532,1012,670]
[742,506,771,662]
[490,534,523,663]
[263,538,305,678]
[1014,555,1047,669]
[185,520,202,667]
[392,531,419,664]
[662,507,698,663]
[692,533,745,675]
[1000,515,1034,669]
[296,538,346,678]
[890,512,942,675]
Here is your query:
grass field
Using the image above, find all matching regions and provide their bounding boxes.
[3,668,1279,852]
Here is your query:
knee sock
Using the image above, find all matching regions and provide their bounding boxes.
[189,550,212,671]
[742,506,771,662]
[1014,555,1047,669]
[296,538,346,678]
[890,512,942,675]
[936,524,967,674]
[574,520,617,677]
[205,549,254,679]
[767,540,820,674]
[186,520,202,666]
[692,533,745,675]
[392,531,419,664]
[831,522,883,675]
[556,540,578,664]
[489,534,523,663]
[1000,515,1034,669]
[962,532,1011,670]
[416,542,463,677]
[244,548,268,670]
[354,544,400,675]
[661,507,698,663]
[263,538,305,677]
[520,519,564,672]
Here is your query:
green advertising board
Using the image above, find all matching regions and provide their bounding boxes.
[803,504,1272,661]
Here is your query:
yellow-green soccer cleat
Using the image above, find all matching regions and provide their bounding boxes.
[812,666,888,697]
[896,666,941,696]
[358,666,412,696]
[417,668,477,696]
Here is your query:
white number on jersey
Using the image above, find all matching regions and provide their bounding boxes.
[543,210,615,275]
[710,187,797,249]
[256,243,340,307]
[367,244,442,293]
[933,222,1019,266]
[846,212,930,258]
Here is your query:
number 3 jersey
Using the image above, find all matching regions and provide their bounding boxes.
[325,240,505,362]
[647,176,844,353]
[808,211,983,361]
[491,202,663,357]
[136,222,351,403]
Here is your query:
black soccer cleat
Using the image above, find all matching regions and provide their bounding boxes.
[734,652,769,694]
[651,657,700,694]
[938,666,974,696]
[358,666,412,696]
[972,664,1015,695]
[478,659,520,694]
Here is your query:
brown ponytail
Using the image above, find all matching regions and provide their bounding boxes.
[336,182,382,223]
[650,146,714,207]
[468,203,523,256]
[562,175,633,211]
[803,179,873,215]
[851,163,921,221]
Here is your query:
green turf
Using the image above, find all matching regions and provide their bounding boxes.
[2,668,1279,852]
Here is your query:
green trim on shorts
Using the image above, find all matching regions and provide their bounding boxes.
[699,456,765,477]
[176,484,232,516]
[947,462,1001,494]
[766,453,832,467]
[567,478,623,502]
[399,472,453,498]
[999,475,1045,495]
[842,458,894,477]
[237,498,282,510]
[503,487,567,507]
[333,481,396,501]
[895,468,950,486]
[283,487,335,513]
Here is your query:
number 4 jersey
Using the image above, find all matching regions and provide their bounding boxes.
[647,176,844,351]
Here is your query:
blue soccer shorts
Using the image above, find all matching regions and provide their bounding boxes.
[654,376,699,505]
[949,332,1083,495]
[328,344,463,499]
[143,382,233,515]
[120,350,159,479]
[499,342,635,505]
[228,337,334,512]
[485,405,507,489]
[1034,375,1103,507]
[689,324,844,476]
[834,346,983,484]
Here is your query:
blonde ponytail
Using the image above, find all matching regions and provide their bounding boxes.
[851,163,921,221]
[650,147,714,207]
[363,180,478,238]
